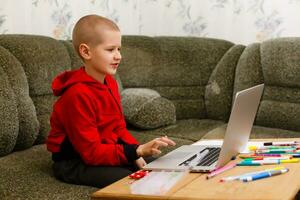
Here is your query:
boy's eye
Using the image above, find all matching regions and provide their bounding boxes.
[106,47,121,52]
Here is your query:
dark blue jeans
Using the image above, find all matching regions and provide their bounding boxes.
[52,157,155,188]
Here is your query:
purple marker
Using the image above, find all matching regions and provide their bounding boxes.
[254,153,282,157]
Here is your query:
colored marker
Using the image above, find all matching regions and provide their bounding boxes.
[250,156,292,161]
[280,158,299,163]
[207,162,236,179]
[254,153,283,157]
[239,155,264,159]
[255,149,295,154]
[220,167,284,182]
[264,141,300,146]
[290,153,300,158]
[241,168,289,182]
[238,158,299,165]
[241,154,289,159]
[237,162,261,166]
[249,146,296,151]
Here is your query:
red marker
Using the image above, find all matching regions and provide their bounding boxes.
[129,170,149,180]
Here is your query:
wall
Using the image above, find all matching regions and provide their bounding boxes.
[0,0,300,44]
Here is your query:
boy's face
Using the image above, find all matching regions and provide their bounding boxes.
[84,29,122,82]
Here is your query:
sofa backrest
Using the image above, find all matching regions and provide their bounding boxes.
[119,36,244,120]
[0,35,75,156]
[234,38,300,132]
[0,59,19,156]
[62,36,244,120]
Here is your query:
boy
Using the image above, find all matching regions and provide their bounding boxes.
[46,14,176,188]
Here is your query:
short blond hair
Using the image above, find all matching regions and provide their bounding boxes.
[72,14,120,58]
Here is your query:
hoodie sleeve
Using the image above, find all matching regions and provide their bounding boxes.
[114,118,139,144]
[60,88,130,166]
[114,119,140,162]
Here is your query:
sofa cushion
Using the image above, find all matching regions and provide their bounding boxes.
[0,35,71,96]
[202,124,300,139]
[0,35,72,144]
[256,38,300,131]
[121,88,176,129]
[0,67,19,156]
[0,45,39,150]
[205,45,245,121]
[0,145,97,199]
[148,119,225,142]
[60,40,83,70]
[235,38,300,132]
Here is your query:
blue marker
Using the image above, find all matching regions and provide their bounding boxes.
[237,162,261,166]
[241,168,289,182]
[290,153,300,158]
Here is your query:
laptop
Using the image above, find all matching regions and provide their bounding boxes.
[143,84,264,172]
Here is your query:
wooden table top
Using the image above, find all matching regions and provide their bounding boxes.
[92,138,300,200]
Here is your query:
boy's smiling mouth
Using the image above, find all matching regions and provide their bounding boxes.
[111,63,119,69]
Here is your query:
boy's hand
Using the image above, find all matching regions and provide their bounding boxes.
[134,157,147,169]
[136,136,176,157]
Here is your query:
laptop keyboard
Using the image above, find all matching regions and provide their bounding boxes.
[196,147,221,166]
[179,147,221,167]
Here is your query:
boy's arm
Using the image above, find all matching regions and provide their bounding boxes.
[114,122,141,162]
[61,91,136,166]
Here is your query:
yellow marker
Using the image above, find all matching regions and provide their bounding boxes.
[248,146,257,151]
[281,158,299,163]
[272,166,285,170]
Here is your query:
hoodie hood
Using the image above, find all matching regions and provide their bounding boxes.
[52,67,108,96]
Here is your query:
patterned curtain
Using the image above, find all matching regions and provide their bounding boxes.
[0,0,300,44]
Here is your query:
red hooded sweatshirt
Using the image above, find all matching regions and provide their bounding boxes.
[46,67,139,166]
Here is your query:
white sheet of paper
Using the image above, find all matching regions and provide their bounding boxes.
[130,170,187,195]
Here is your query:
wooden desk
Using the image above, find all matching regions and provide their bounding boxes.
[92,139,300,200]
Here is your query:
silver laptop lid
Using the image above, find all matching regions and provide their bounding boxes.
[215,84,264,168]
[144,84,264,172]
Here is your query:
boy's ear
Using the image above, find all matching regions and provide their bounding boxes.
[79,44,91,60]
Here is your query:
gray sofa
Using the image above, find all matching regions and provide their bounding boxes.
[1,34,300,199]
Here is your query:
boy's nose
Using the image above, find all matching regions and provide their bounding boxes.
[115,51,122,60]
